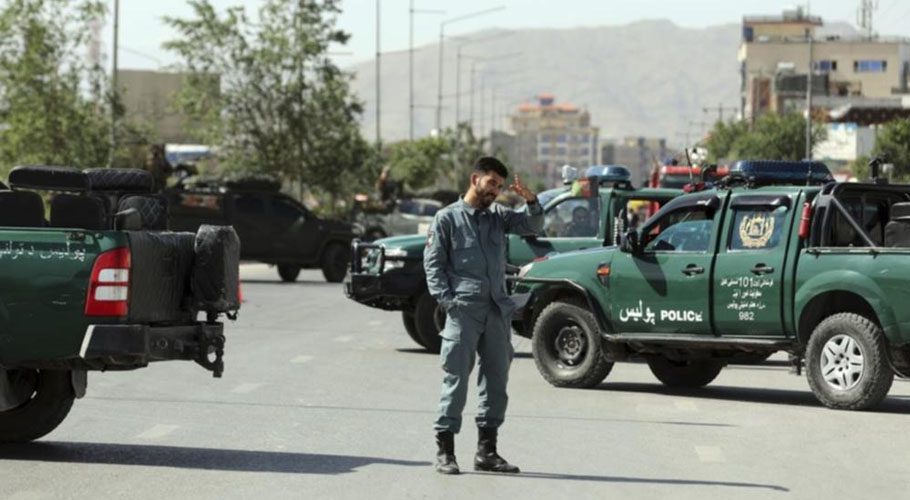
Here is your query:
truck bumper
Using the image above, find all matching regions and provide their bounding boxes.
[80,322,226,377]
[343,270,424,311]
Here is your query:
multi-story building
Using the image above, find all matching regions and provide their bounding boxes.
[739,8,910,122]
[505,94,599,185]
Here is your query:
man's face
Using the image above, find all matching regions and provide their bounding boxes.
[471,171,505,209]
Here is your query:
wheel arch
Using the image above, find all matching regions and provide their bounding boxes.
[797,290,889,347]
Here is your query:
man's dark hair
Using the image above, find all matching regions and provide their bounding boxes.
[474,156,508,179]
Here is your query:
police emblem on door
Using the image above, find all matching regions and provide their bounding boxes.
[739,212,774,248]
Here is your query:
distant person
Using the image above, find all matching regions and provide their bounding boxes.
[375,166,400,208]
[565,206,594,237]
[146,144,173,192]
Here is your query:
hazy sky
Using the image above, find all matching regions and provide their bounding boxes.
[113,0,910,69]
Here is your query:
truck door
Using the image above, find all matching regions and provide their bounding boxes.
[270,195,321,263]
[609,194,721,335]
[712,194,793,337]
[507,193,602,266]
[227,193,271,258]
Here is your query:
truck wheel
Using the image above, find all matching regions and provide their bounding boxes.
[532,299,613,388]
[321,243,350,283]
[647,357,723,388]
[278,264,301,282]
[414,291,442,354]
[0,369,74,443]
[402,310,427,348]
[805,313,893,410]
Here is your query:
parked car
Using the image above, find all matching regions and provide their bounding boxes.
[353,197,442,241]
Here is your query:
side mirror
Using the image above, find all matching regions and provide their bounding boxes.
[114,207,143,231]
[620,230,640,254]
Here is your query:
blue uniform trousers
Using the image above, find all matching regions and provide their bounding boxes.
[434,302,514,434]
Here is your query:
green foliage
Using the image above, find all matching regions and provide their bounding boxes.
[706,113,827,163]
[0,0,113,176]
[164,0,368,213]
[383,123,490,193]
[871,119,910,180]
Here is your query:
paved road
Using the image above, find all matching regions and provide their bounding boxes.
[3,264,910,499]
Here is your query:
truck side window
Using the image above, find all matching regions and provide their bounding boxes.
[543,198,600,238]
[272,197,304,226]
[729,206,788,251]
[643,207,715,253]
[234,195,265,217]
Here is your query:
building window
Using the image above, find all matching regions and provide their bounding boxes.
[557,147,567,156]
[540,134,551,142]
[814,60,837,72]
[540,147,550,155]
[557,135,567,143]
[854,60,887,73]
[580,147,589,156]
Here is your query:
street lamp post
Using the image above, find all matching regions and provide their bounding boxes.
[435,6,504,132]
[453,31,511,128]
[409,2,444,141]
[109,0,119,167]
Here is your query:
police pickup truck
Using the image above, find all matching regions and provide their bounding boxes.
[345,166,681,353]
[166,177,355,283]
[513,160,910,410]
[0,166,239,442]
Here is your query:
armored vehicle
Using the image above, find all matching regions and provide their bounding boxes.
[514,160,910,410]
[167,177,355,283]
[0,166,239,442]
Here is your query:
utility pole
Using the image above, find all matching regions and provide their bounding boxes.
[409,3,444,141]
[435,6,505,133]
[109,0,119,167]
[806,27,814,160]
[375,0,381,145]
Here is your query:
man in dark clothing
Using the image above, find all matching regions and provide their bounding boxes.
[423,156,544,475]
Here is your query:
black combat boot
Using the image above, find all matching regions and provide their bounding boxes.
[474,426,520,473]
[435,431,460,475]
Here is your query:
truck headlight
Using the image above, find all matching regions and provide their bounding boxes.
[383,248,408,271]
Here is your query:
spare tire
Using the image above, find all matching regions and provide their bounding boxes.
[85,168,153,192]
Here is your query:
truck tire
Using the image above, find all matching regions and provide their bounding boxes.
[278,264,301,282]
[321,243,350,283]
[414,291,442,354]
[647,357,723,388]
[402,310,427,348]
[805,312,893,410]
[0,369,74,443]
[532,299,613,388]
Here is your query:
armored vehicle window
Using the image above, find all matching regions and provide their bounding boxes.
[643,206,715,253]
[543,197,601,237]
[235,194,266,215]
[828,192,908,247]
[272,197,304,224]
[729,206,788,251]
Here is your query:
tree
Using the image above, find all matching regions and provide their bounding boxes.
[871,118,910,180]
[0,0,113,176]
[705,113,827,163]
[164,0,368,213]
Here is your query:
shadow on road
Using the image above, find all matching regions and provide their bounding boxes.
[394,348,533,360]
[0,442,429,474]
[597,383,910,413]
[464,470,788,492]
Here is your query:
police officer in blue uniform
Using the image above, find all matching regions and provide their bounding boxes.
[424,157,544,475]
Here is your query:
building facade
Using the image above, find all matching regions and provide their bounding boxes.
[118,69,217,144]
[506,94,599,185]
[601,137,669,188]
[739,8,910,122]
